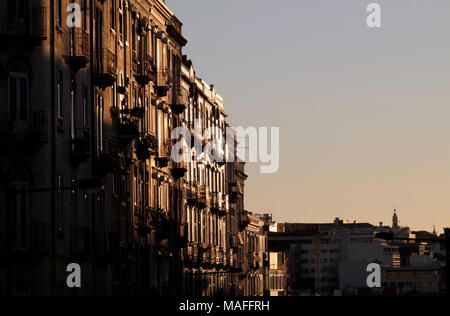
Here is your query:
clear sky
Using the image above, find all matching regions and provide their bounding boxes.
[167,0,450,232]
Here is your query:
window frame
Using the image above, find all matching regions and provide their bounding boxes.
[8,69,29,123]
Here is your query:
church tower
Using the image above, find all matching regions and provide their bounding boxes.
[392,209,399,229]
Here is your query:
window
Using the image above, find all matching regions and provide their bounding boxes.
[82,0,88,31]
[82,84,88,128]
[57,175,64,232]
[144,96,149,132]
[10,167,30,249]
[133,167,138,207]
[95,192,106,245]
[113,82,117,108]
[96,94,104,155]
[57,70,63,119]
[8,61,29,132]
[110,0,115,30]
[7,0,16,18]
[123,2,128,42]
[70,78,76,140]
[132,17,136,51]
[57,0,62,26]
[118,0,123,40]
[95,8,104,66]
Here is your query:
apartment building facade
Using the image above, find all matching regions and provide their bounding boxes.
[237,212,267,296]
[269,219,384,296]
[0,0,258,296]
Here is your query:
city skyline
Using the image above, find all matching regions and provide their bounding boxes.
[0,0,448,299]
[168,0,450,232]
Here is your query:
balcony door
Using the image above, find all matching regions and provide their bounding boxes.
[95,6,103,72]
[9,167,31,250]
[8,60,29,138]
[6,0,28,34]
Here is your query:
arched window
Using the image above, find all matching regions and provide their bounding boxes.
[8,60,29,122]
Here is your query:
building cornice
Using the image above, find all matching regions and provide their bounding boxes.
[154,0,173,20]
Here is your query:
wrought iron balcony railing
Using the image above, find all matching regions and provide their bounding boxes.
[134,54,154,87]
[155,70,170,97]
[170,87,189,115]
[7,221,50,256]
[94,48,116,89]
[65,29,90,72]
[0,6,47,44]
[197,185,209,210]
[136,132,157,162]
[155,139,172,168]
[211,192,227,216]
[0,111,48,152]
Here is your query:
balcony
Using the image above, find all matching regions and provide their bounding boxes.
[183,244,194,264]
[225,249,233,267]
[71,127,91,165]
[116,118,139,144]
[95,48,116,89]
[170,160,187,180]
[217,248,225,267]
[240,211,250,231]
[186,188,199,207]
[192,244,199,263]
[0,111,48,153]
[197,185,209,210]
[155,139,171,168]
[135,206,152,236]
[210,247,216,266]
[229,182,239,203]
[170,87,189,115]
[95,138,120,177]
[155,70,170,97]
[6,221,49,261]
[65,29,90,72]
[136,133,157,162]
[211,193,227,217]
[150,208,173,242]
[201,248,211,268]
[0,6,47,47]
[185,186,209,209]
[118,106,145,119]
[134,55,153,87]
